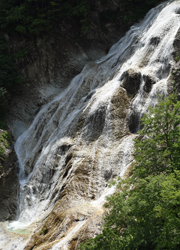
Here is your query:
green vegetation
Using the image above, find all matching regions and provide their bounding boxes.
[120,0,162,24]
[175,54,180,63]
[99,0,161,32]
[0,0,162,129]
[39,221,48,235]
[0,36,24,129]
[0,0,92,128]
[0,0,91,35]
[0,0,162,36]
[0,131,10,172]
[80,90,180,250]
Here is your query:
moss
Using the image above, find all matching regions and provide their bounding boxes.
[0,130,11,172]
[39,221,48,236]
[1,131,10,143]
[175,54,180,63]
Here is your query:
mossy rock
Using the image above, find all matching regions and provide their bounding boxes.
[0,129,10,173]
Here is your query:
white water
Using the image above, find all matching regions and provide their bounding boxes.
[1,0,180,249]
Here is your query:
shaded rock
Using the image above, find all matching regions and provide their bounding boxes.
[143,74,156,92]
[121,69,141,96]
[173,27,180,56]
[168,27,180,96]
[83,105,107,142]
[0,130,18,221]
[149,36,160,46]
[7,9,126,141]
[104,169,112,181]
[0,168,18,221]
[128,110,141,133]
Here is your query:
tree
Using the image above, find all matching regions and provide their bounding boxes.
[0,36,24,128]
[79,91,180,250]
[134,92,180,178]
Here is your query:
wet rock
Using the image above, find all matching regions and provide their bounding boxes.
[143,74,156,92]
[121,69,141,96]
[173,27,180,57]
[83,105,107,141]
[168,65,180,98]
[128,111,140,133]
[104,169,112,181]
[168,27,180,95]
[149,36,160,46]
[110,87,130,139]
[59,142,74,154]
[24,204,104,250]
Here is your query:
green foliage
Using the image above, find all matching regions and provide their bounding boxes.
[0,0,92,128]
[0,87,7,129]
[0,131,10,172]
[134,93,180,178]
[80,172,180,250]
[80,92,180,250]
[0,0,162,36]
[0,146,5,159]
[39,221,48,235]
[120,0,161,24]
[175,54,180,63]
[0,0,91,35]
[15,48,29,59]
[0,37,24,91]
[0,0,162,129]
[1,131,10,144]
[0,36,24,128]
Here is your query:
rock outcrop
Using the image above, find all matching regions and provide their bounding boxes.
[6,0,127,141]
[0,130,18,221]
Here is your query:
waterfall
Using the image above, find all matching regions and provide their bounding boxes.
[1,0,180,249]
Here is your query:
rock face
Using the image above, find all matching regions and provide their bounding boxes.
[24,204,104,250]
[0,130,18,221]
[0,168,18,221]
[6,0,126,141]
[7,34,108,140]
[168,27,180,96]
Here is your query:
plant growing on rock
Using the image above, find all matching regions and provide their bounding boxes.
[0,130,10,171]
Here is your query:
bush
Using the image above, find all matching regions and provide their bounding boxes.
[0,36,24,128]
[80,90,180,250]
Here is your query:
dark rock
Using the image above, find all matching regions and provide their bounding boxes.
[128,111,140,133]
[121,69,141,96]
[143,74,156,92]
[175,7,180,14]
[149,36,160,46]
[0,168,18,221]
[6,4,127,141]
[173,27,180,57]
[0,130,18,221]
[84,105,107,141]
[104,169,112,181]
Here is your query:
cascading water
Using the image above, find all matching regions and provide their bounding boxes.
[1,0,180,249]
